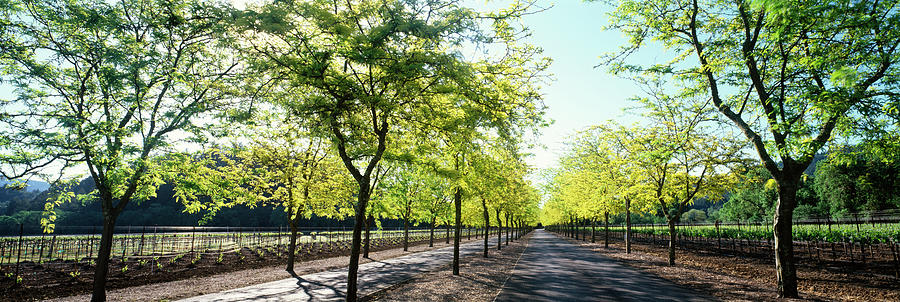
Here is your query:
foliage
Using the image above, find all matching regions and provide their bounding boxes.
[814,153,900,217]
[0,0,239,229]
[0,0,241,299]
[232,0,548,298]
[717,168,778,222]
[680,209,707,223]
[600,0,900,294]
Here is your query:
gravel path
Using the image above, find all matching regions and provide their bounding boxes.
[176,236,501,301]
[495,229,714,302]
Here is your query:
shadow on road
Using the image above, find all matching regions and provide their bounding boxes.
[495,230,714,302]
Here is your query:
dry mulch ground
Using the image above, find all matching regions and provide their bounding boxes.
[42,237,479,302]
[561,234,900,302]
[367,233,532,302]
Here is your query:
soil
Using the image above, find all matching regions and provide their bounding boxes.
[1,235,472,301]
[560,233,900,302]
[366,232,532,302]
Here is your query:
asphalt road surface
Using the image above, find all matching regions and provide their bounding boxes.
[177,235,501,302]
[495,229,714,302]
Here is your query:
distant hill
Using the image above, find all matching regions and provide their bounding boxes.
[804,153,827,176]
[0,177,50,192]
[0,175,410,235]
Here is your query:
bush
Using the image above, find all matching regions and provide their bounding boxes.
[681,209,707,223]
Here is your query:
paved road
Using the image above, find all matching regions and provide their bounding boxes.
[495,229,714,302]
[178,236,500,302]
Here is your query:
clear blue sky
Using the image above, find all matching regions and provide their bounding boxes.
[509,0,643,174]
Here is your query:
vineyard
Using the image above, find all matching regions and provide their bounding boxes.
[551,219,900,278]
[0,225,495,296]
[0,226,491,265]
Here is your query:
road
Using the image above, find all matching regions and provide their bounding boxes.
[495,229,714,302]
[177,235,500,301]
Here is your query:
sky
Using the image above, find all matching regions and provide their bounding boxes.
[504,1,643,175]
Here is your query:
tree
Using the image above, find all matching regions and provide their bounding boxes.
[413,171,452,248]
[177,115,354,273]
[680,209,707,223]
[564,127,633,247]
[235,0,546,299]
[814,153,900,218]
[363,163,392,259]
[603,0,900,296]
[718,167,777,222]
[582,122,656,253]
[0,1,236,300]
[381,163,429,252]
[242,132,353,273]
[468,147,527,257]
[629,91,743,265]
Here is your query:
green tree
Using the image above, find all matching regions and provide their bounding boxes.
[718,167,778,222]
[631,91,743,265]
[177,116,355,273]
[362,163,392,259]
[413,170,452,248]
[603,0,900,295]
[583,122,659,253]
[680,209,707,223]
[235,1,546,298]
[814,153,900,218]
[0,1,236,300]
[381,163,429,252]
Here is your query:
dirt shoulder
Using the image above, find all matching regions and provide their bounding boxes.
[44,237,486,302]
[367,233,532,302]
[558,234,900,302]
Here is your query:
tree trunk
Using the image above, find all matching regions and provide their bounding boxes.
[505,213,510,246]
[345,178,371,302]
[482,199,489,258]
[496,209,502,251]
[91,212,120,302]
[286,215,300,272]
[514,220,519,239]
[625,198,632,254]
[453,187,462,275]
[774,177,800,298]
[363,214,373,258]
[574,219,578,239]
[604,211,609,249]
[429,217,435,247]
[667,218,677,265]
[516,220,520,239]
[582,218,587,241]
[591,218,596,243]
[571,219,575,239]
[574,219,579,240]
[403,207,409,252]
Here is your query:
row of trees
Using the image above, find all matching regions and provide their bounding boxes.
[549,0,900,298]
[543,92,746,264]
[0,0,546,301]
